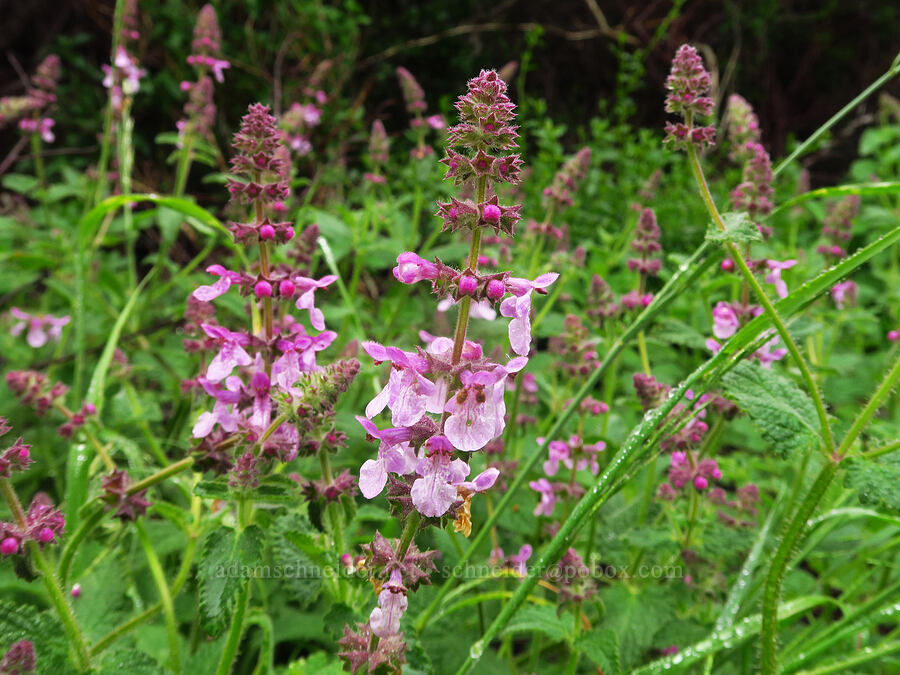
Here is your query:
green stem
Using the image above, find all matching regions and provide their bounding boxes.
[772,51,900,178]
[759,460,839,674]
[215,583,250,675]
[396,511,422,560]
[861,438,900,460]
[91,533,198,655]
[565,605,581,675]
[836,352,900,457]
[59,506,106,586]
[687,145,834,455]
[173,137,195,197]
[28,541,92,672]
[135,519,180,671]
[127,456,195,496]
[320,449,345,556]
[30,132,46,191]
[636,329,652,375]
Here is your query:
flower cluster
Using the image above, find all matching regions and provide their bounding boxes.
[396,66,445,158]
[177,5,228,147]
[663,44,716,150]
[186,103,352,491]
[731,142,775,237]
[0,421,64,558]
[725,94,761,163]
[101,469,152,521]
[628,207,663,277]
[818,194,859,260]
[280,102,322,157]
[0,640,35,674]
[543,147,591,211]
[343,70,557,673]
[364,119,390,184]
[12,54,61,143]
[548,314,601,377]
[7,307,69,348]
[102,0,145,116]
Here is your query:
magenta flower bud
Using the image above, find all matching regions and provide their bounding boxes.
[341,553,353,567]
[458,275,478,296]
[483,204,501,224]
[84,403,97,415]
[38,527,55,543]
[71,583,82,598]
[486,279,506,300]
[180,80,192,91]
[721,259,734,271]
[283,226,295,240]
[259,224,275,240]
[888,330,900,342]
[694,476,708,490]
[279,280,296,298]
[0,538,18,556]
[272,201,287,214]
[641,294,653,307]
[255,281,273,297]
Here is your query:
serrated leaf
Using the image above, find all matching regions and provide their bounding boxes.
[705,211,762,244]
[722,361,821,457]
[194,475,301,505]
[96,647,162,674]
[575,627,620,674]
[500,605,570,642]
[197,525,266,635]
[844,456,900,512]
[273,514,324,608]
[0,601,71,673]
[601,584,674,667]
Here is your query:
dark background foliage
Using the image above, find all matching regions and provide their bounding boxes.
[2,0,899,185]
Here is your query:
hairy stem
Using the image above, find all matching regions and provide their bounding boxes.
[687,145,834,454]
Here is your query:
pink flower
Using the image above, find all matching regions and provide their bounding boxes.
[9,308,70,348]
[369,569,407,638]
[356,417,419,499]
[499,273,559,356]
[362,342,437,426]
[529,478,556,516]
[292,275,338,331]
[393,252,441,284]
[764,259,797,299]
[831,280,857,309]
[712,301,739,340]
[410,435,500,517]
[201,323,252,382]
[193,264,244,301]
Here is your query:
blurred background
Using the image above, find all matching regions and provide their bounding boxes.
[2,0,899,189]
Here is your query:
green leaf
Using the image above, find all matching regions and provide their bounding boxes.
[844,456,900,513]
[78,193,230,249]
[197,525,266,635]
[0,601,70,673]
[575,627,620,674]
[2,173,37,195]
[273,513,325,608]
[722,361,821,457]
[85,271,154,415]
[500,605,570,642]
[96,647,162,674]
[600,585,674,667]
[705,211,762,244]
[770,181,900,217]
[194,475,301,505]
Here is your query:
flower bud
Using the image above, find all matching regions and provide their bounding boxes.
[255,281,273,297]
[259,224,275,240]
[693,476,708,490]
[283,226,295,241]
[0,538,18,555]
[483,204,501,224]
[721,259,734,271]
[486,279,506,300]
[71,583,82,598]
[458,275,478,296]
[279,280,296,298]
[38,527,55,543]
[889,330,900,342]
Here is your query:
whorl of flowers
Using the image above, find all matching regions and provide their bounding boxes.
[0,640,35,673]
[280,102,322,157]
[1,55,60,142]
[818,194,859,260]
[102,1,146,116]
[725,94,761,163]
[396,66,444,158]
[628,207,663,276]
[344,70,558,672]
[587,274,619,323]
[186,4,230,82]
[364,119,390,184]
[543,147,591,211]
[731,142,775,237]
[186,102,348,488]
[177,5,228,147]
[663,44,716,151]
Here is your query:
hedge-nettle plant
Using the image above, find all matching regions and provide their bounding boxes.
[339,68,557,672]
